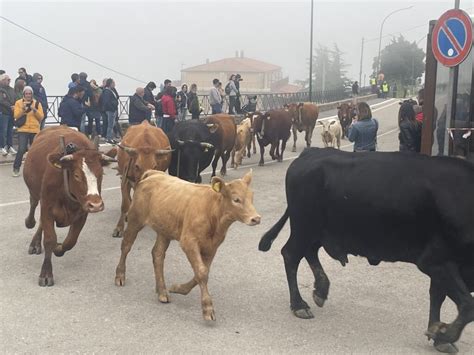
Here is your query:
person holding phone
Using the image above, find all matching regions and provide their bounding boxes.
[12,86,44,177]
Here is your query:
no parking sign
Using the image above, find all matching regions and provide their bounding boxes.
[432,9,473,67]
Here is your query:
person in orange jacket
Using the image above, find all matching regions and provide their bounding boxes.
[12,86,44,176]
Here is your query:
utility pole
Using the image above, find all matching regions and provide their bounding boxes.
[359,37,364,86]
[308,0,314,102]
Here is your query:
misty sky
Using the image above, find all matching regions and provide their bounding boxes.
[1,0,472,94]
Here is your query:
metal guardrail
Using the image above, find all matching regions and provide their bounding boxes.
[43,87,368,125]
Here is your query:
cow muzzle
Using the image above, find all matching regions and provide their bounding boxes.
[246,214,261,226]
[85,196,104,213]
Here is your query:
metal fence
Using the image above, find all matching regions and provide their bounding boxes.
[43,87,368,125]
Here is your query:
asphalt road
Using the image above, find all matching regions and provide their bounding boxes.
[1,98,472,353]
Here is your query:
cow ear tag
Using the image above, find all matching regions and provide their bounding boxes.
[53,162,62,169]
[212,181,221,192]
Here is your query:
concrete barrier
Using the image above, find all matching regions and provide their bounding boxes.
[317,94,378,112]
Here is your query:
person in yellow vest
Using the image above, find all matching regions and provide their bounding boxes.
[370,77,377,94]
[12,86,44,177]
[381,81,389,99]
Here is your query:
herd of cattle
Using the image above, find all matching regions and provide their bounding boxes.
[18,101,473,353]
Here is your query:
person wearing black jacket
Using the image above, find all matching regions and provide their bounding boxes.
[59,86,85,129]
[129,87,154,125]
[398,102,421,153]
[187,83,200,119]
[144,82,156,121]
[101,78,120,144]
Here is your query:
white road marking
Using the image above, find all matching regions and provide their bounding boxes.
[0,100,400,208]
[83,158,100,196]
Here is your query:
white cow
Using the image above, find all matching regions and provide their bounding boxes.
[319,119,342,149]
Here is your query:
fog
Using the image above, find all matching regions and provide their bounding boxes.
[0,0,471,95]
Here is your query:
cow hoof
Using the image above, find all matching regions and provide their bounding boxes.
[278,158,283,162]
[158,293,170,303]
[53,244,65,257]
[28,243,42,255]
[220,170,226,177]
[258,162,264,166]
[38,275,54,287]
[25,217,36,229]
[112,228,123,238]
[115,275,125,287]
[293,308,314,319]
[203,309,216,321]
[292,147,296,152]
[434,342,458,354]
[253,149,257,154]
[313,293,326,308]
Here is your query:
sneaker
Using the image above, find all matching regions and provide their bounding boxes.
[12,169,20,177]
[8,146,17,155]
[106,139,116,145]
[1,147,8,156]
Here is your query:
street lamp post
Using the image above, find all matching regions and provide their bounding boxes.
[376,5,413,77]
[309,0,314,102]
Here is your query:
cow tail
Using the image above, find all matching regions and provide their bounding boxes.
[258,208,289,252]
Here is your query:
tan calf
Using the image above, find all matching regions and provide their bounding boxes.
[231,117,252,169]
[115,170,261,321]
[319,119,342,149]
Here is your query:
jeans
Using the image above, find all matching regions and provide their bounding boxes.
[161,117,175,134]
[14,132,35,170]
[211,103,222,114]
[228,96,236,114]
[80,113,86,133]
[86,110,102,136]
[106,111,117,140]
[0,112,14,148]
[178,107,187,121]
[156,116,163,128]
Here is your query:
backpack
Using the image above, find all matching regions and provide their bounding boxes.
[225,82,232,95]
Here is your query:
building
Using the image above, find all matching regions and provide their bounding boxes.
[181,51,283,93]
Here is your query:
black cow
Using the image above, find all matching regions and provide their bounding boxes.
[259,148,474,353]
[253,110,292,166]
[167,120,217,183]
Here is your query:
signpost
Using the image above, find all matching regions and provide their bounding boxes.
[431,8,473,67]
[431,3,473,156]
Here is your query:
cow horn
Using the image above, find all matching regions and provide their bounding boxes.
[177,139,185,146]
[59,154,74,162]
[117,144,136,154]
[101,154,117,162]
[155,149,174,155]
[200,142,214,149]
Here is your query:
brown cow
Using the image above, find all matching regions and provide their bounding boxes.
[112,120,173,238]
[115,170,260,321]
[285,102,319,152]
[23,126,115,286]
[253,110,292,166]
[231,117,252,169]
[337,102,356,138]
[204,114,236,177]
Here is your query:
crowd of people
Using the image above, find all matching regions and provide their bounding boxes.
[0,65,426,178]
[346,88,424,153]
[0,68,45,176]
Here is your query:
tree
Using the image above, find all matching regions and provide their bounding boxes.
[373,35,425,85]
[302,43,349,92]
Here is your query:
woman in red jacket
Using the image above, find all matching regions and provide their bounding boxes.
[161,86,177,133]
